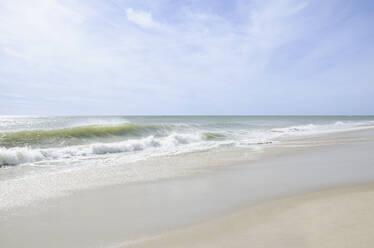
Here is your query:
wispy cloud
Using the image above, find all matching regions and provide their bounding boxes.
[125,8,161,29]
[0,0,373,115]
[2,47,30,61]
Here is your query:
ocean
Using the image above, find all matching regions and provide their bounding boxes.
[1,115,374,210]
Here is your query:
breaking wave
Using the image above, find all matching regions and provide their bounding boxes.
[0,147,45,165]
[0,132,208,166]
[1,119,374,166]
[0,123,172,148]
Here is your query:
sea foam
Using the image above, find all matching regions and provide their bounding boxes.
[0,147,45,165]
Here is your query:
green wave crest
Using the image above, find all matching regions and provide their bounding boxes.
[0,123,168,147]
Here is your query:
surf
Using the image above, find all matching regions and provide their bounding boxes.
[1,117,374,167]
[0,123,172,148]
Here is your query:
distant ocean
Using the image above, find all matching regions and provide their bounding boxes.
[1,115,374,209]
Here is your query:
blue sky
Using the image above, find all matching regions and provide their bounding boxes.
[0,0,373,115]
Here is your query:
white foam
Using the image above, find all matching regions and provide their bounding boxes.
[0,147,45,166]
[92,136,161,154]
[91,133,204,155]
[269,121,370,136]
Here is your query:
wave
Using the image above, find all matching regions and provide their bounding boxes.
[0,123,172,148]
[0,147,45,166]
[269,121,371,134]
[0,132,208,166]
[1,120,374,166]
[91,133,203,155]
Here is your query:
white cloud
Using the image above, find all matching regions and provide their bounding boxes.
[0,0,373,115]
[125,8,160,29]
[2,47,30,61]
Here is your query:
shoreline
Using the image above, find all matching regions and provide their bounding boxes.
[122,182,374,248]
[1,129,374,247]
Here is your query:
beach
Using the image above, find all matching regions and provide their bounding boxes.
[124,183,374,248]
[1,117,374,247]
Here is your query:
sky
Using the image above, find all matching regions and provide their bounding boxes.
[0,0,373,115]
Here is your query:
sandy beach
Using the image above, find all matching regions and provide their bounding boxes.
[1,128,374,248]
[124,183,374,248]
